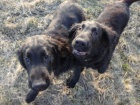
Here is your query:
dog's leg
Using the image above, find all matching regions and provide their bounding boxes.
[98,57,112,73]
[26,89,39,103]
[98,64,108,73]
[66,66,84,88]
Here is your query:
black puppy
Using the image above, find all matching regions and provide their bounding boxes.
[69,0,139,87]
[17,0,85,103]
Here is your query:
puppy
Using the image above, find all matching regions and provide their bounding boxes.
[17,0,85,103]
[69,0,139,87]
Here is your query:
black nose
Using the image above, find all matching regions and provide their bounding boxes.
[32,82,49,91]
[74,39,88,50]
[75,40,87,46]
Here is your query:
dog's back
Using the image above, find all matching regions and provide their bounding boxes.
[47,0,85,38]
[97,0,139,35]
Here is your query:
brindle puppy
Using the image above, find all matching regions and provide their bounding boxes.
[17,0,85,103]
[69,0,139,87]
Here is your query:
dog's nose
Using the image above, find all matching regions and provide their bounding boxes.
[32,82,48,91]
[75,40,87,47]
[74,39,88,50]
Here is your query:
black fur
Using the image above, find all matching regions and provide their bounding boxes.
[17,0,85,103]
[69,0,139,87]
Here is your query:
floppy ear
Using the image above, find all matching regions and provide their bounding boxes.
[98,24,112,48]
[17,47,26,69]
[102,28,110,47]
[102,25,119,48]
[69,23,80,38]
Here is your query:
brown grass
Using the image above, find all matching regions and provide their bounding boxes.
[0,0,140,105]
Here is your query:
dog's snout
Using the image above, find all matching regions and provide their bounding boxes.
[75,40,87,47]
[30,70,51,91]
[32,82,48,91]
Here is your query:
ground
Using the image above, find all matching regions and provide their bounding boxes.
[0,0,140,105]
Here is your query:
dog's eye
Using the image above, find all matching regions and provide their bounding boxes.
[41,50,49,61]
[25,57,30,64]
[92,28,98,36]
[78,24,85,31]
[44,55,48,60]
[82,24,85,28]
[79,27,82,30]
[94,31,98,36]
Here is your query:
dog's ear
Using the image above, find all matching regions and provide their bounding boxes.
[98,23,112,48]
[69,23,80,38]
[102,28,110,47]
[101,25,118,48]
[17,47,26,69]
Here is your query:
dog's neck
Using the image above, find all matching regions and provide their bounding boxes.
[47,24,69,38]
[53,55,73,76]
[84,58,94,62]
[80,43,110,66]
[79,55,100,65]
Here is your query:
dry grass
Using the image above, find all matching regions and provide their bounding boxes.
[0,0,140,105]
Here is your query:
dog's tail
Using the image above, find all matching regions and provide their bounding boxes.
[122,0,140,6]
[68,0,78,3]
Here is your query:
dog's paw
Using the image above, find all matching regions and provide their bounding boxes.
[25,90,39,103]
[66,77,77,88]
[98,69,106,74]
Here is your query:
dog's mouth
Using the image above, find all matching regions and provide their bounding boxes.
[73,49,87,56]
[32,83,49,91]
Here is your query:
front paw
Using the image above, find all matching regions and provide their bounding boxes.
[98,68,107,73]
[26,90,39,103]
[66,77,77,88]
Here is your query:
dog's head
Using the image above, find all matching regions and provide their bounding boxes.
[69,21,114,61]
[17,35,70,91]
